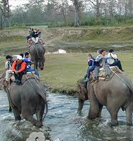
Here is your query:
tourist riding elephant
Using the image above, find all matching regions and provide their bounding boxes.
[29,43,45,70]
[3,77,48,128]
[77,73,133,126]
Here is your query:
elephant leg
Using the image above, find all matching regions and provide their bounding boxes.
[126,102,133,126]
[36,103,45,122]
[88,86,101,119]
[22,112,42,128]
[34,61,38,70]
[97,104,103,117]
[110,112,118,126]
[107,106,119,126]
[12,107,21,121]
[34,62,37,70]
[88,103,101,119]
[77,99,84,115]
[9,106,12,112]
[6,92,12,112]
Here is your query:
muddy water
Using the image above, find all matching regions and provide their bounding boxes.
[0,90,133,141]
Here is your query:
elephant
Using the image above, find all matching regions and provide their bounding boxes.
[77,73,133,126]
[29,43,45,70]
[3,76,48,128]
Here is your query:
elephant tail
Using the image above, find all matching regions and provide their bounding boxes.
[42,97,48,121]
[37,90,48,121]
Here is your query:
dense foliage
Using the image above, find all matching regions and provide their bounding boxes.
[1,0,133,28]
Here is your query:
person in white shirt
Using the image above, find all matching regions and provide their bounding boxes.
[107,49,123,71]
[94,49,111,81]
[5,55,14,83]
[107,49,117,65]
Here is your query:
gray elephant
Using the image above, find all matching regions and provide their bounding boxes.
[29,43,45,70]
[77,73,133,126]
[3,76,48,128]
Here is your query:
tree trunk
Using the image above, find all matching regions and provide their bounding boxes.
[0,15,3,29]
[96,0,100,18]
[75,8,80,27]
[62,11,67,25]
[73,0,80,27]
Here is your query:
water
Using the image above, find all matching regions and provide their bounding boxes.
[0,90,133,141]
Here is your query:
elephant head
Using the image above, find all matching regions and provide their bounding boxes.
[77,79,88,101]
[77,79,89,115]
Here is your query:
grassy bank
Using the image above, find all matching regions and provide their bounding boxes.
[1,26,133,54]
[0,29,28,55]
[39,53,133,94]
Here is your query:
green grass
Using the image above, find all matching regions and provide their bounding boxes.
[62,27,133,42]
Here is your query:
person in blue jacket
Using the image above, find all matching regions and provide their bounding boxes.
[23,52,39,77]
[84,54,95,82]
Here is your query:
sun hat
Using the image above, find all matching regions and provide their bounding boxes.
[16,55,23,60]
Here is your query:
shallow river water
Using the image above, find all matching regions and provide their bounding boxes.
[0,90,133,141]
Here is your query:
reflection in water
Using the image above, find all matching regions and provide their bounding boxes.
[0,91,133,141]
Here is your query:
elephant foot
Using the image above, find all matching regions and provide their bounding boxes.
[34,121,43,128]
[15,116,21,121]
[110,120,118,126]
[127,123,132,126]
[9,107,12,113]
[88,114,97,120]
[77,110,82,116]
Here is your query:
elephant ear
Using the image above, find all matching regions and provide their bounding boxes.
[77,79,88,100]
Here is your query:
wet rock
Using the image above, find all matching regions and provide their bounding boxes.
[26,132,45,141]
[54,138,61,141]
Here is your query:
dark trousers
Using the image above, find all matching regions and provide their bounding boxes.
[26,36,31,40]
[14,72,24,85]
[87,66,95,78]
[110,60,123,71]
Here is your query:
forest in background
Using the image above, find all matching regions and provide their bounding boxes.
[1,0,133,29]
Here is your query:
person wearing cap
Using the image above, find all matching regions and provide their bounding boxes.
[5,55,14,83]
[107,49,123,71]
[12,55,26,85]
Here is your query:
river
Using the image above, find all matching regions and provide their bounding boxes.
[0,90,133,141]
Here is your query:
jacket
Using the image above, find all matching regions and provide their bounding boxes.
[12,60,26,73]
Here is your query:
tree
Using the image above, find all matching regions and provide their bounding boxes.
[0,0,11,28]
[58,0,69,25]
[71,0,83,27]
[87,0,103,18]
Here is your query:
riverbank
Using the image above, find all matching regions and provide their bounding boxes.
[1,26,133,55]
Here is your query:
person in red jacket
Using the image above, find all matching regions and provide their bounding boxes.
[12,55,26,85]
